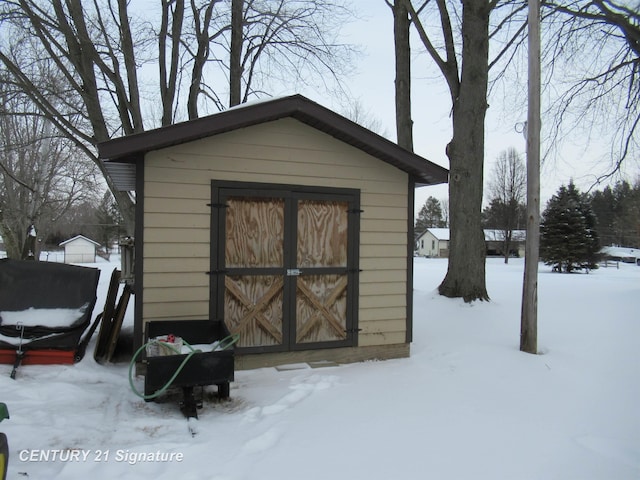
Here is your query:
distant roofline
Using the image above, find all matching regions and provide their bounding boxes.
[59,235,101,247]
[417,228,527,242]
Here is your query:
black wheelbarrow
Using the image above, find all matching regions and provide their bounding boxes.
[139,319,236,418]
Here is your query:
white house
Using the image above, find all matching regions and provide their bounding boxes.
[416,228,526,258]
[416,228,450,257]
[59,235,101,264]
[600,246,640,265]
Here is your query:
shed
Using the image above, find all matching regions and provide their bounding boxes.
[59,235,101,264]
[97,95,449,369]
[416,228,450,257]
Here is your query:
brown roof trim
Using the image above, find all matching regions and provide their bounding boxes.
[98,94,448,186]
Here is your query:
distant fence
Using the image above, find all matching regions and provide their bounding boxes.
[600,259,620,269]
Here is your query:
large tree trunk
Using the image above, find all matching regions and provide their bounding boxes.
[229,0,243,107]
[392,0,413,151]
[159,0,185,127]
[188,1,217,119]
[437,0,490,302]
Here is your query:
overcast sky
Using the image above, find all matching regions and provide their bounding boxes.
[127,0,635,216]
[290,0,637,216]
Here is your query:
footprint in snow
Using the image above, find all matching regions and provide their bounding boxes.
[261,375,337,416]
[241,428,282,454]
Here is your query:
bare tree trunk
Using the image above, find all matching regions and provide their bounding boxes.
[117,0,144,133]
[392,0,413,151]
[229,0,244,107]
[159,0,184,126]
[503,229,511,264]
[188,1,218,119]
[437,0,490,302]
[403,0,488,301]
[45,1,140,233]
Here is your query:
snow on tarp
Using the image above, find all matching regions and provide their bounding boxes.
[0,259,100,351]
[0,304,89,329]
[0,332,59,347]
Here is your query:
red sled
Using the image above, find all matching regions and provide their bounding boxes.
[0,349,76,366]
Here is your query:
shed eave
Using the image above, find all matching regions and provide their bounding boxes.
[98,94,449,188]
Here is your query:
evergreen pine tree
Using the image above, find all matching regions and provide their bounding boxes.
[540,182,600,272]
[415,196,445,234]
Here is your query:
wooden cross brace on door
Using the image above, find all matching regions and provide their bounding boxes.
[296,276,348,342]
[224,277,284,344]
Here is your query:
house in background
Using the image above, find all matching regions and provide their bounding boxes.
[484,229,526,257]
[415,228,450,257]
[59,235,101,264]
[98,94,449,369]
[600,246,640,265]
[416,228,526,258]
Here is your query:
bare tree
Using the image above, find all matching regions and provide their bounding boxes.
[341,98,388,137]
[486,147,527,263]
[538,1,639,183]
[159,0,185,125]
[385,0,413,150]
[401,0,528,302]
[0,0,356,233]
[439,197,450,227]
[224,0,356,105]
[0,1,151,232]
[0,89,99,259]
[186,1,227,117]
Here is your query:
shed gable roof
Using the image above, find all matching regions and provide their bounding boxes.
[59,235,101,247]
[97,95,448,189]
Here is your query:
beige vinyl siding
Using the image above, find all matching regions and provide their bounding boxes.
[143,117,409,348]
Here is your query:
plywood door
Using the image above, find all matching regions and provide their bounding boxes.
[223,196,286,348]
[214,186,358,352]
[295,198,349,344]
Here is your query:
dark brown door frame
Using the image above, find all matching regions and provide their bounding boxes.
[210,180,360,354]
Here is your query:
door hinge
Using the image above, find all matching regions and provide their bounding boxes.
[206,269,228,275]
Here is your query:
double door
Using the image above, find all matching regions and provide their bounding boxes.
[211,183,359,353]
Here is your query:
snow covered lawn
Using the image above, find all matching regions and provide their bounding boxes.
[1,257,639,479]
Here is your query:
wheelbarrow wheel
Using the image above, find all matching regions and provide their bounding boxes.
[217,382,230,399]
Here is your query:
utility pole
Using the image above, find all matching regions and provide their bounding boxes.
[520,0,541,354]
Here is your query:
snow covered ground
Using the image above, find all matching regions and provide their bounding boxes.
[1,257,639,479]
